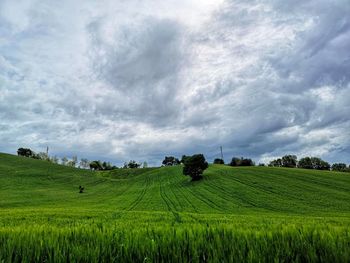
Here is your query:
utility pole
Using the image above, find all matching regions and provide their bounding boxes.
[220,146,224,161]
[46,146,49,156]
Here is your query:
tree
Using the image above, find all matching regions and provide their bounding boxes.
[298,157,313,169]
[180,155,190,164]
[331,163,347,172]
[162,156,180,166]
[230,157,254,166]
[127,160,141,169]
[269,158,282,167]
[281,155,297,168]
[89,160,103,170]
[182,154,208,181]
[229,157,241,166]
[311,157,330,170]
[143,161,148,168]
[213,158,224,164]
[17,148,34,158]
[240,158,254,166]
[102,161,115,170]
[298,157,330,170]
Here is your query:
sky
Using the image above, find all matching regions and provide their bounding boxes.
[0,0,349,166]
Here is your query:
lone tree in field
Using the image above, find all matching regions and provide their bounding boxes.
[183,154,208,181]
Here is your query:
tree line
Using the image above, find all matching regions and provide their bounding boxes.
[16,148,148,170]
[268,155,350,172]
[17,147,350,178]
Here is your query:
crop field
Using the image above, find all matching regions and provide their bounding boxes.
[0,153,350,262]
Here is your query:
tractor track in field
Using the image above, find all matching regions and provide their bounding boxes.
[216,171,318,203]
[172,180,198,213]
[127,173,151,211]
[187,184,223,212]
[159,174,177,212]
[203,178,259,208]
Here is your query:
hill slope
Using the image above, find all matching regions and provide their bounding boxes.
[1,153,350,262]
[1,152,349,216]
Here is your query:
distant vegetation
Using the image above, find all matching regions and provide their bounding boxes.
[17,147,350,174]
[268,154,350,172]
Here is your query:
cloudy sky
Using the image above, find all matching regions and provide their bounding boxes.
[0,0,349,165]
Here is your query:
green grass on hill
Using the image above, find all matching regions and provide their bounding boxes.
[0,153,349,262]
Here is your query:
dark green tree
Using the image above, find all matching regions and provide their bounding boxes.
[240,158,254,166]
[298,157,330,170]
[17,148,34,158]
[180,155,190,164]
[89,160,103,170]
[127,160,141,169]
[183,154,208,181]
[229,157,241,166]
[331,163,347,172]
[162,156,180,166]
[281,155,297,168]
[269,158,282,167]
[298,157,313,169]
[213,158,224,164]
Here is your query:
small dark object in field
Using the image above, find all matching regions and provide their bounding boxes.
[79,185,84,193]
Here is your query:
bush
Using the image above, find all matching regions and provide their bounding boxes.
[183,154,208,181]
[213,158,224,165]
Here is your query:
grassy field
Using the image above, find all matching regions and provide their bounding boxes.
[0,153,349,262]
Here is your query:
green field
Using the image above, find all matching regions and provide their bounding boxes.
[0,153,349,262]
